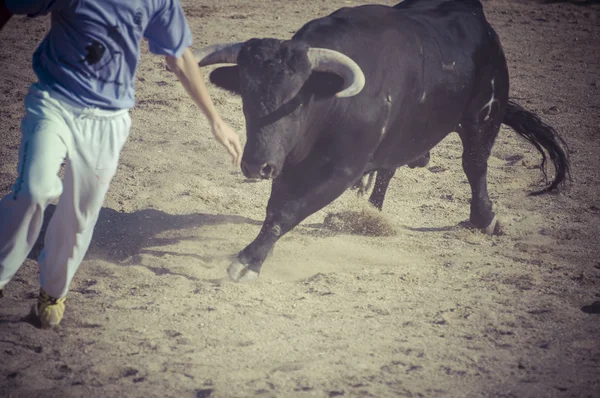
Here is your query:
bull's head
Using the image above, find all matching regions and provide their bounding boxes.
[193,39,365,179]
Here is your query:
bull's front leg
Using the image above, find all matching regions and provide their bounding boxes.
[228,161,364,282]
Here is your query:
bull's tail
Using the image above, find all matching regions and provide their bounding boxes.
[502,100,571,196]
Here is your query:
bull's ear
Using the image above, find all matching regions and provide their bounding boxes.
[307,71,345,98]
[209,66,240,94]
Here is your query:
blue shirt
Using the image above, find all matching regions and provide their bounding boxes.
[6,0,193,109]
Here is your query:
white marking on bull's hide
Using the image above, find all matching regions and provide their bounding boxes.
[442,61,456,71]
[480,78,498,122]
[420,91,427,103]
[342,166,355,177]
[272,224,282,236]
[381,95,392,137]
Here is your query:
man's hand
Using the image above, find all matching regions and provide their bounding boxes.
[166,48,242,167]
[211,118,243,166]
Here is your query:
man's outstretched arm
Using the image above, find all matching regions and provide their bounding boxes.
[166,47,243,166]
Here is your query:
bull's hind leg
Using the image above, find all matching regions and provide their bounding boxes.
[457,122,502,235]
[368,168,396,210]
[367,151,431,209]
[356,152,430,209]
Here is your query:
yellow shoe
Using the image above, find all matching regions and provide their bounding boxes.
[37,289,66,329]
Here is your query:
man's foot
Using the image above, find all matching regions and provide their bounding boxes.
[36,288,66,329]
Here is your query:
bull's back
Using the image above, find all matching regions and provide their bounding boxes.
[294,1,490,98]
[294,1,501,167]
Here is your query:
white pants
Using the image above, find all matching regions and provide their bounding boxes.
[0,83,130,298]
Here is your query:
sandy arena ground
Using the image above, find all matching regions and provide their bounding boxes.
[1,0,599,397]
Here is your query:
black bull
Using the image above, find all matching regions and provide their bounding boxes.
[191,0,570,282]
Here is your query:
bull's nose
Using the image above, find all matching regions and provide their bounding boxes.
[241,161,277,179]
[259,163,276,179]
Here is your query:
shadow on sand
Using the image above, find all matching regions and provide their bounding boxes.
[3,208,258,327]
[28,205,261,266]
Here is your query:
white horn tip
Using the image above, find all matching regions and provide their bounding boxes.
[336,75,366,98]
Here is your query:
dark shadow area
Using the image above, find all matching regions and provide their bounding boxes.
[292,222,459,236]
[0,306,42,328]
[0,338,43,350]
[196,389,215,398]
[28,205,261,267]
[581,301,600,314]
[403,225,459,233]
[540,0,600,5]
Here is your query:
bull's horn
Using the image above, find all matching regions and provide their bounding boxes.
[192,42,244,67]
[307,48,366,98]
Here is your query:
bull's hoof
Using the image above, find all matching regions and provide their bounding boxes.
[481,216,503,236]
[228,260,259,283]
[460,216,503,236]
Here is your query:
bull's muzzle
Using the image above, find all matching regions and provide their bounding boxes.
[241,160,277,179]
